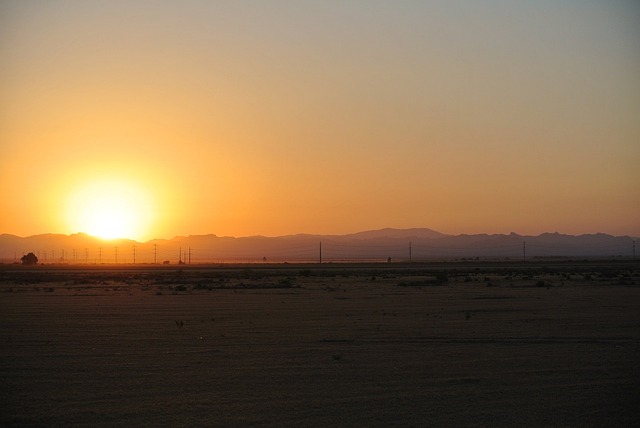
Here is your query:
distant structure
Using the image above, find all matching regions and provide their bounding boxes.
[21,252,38,265]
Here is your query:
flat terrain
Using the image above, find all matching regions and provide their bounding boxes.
[1,262,639,426]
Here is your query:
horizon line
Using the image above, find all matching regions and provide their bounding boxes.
[2,227,639,242]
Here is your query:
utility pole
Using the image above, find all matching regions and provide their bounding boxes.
[99,247,102,264]
[188,247,191,264]
[115,247,118,264]
[154,244,157,264]
[179,247,182,263]
[85,248,88,264]
[319,242,322,264]
[133,245,136,264]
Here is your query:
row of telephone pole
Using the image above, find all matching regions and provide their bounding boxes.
[12,240,638,264]
[20,244,195,265]
[319,240,528,263]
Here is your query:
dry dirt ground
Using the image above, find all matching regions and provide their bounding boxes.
[1,262,639,426]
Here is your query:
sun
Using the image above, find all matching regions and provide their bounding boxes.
[79,194,138,240]
[66,178,154,241]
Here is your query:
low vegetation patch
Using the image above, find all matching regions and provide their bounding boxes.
[397,275,448,287]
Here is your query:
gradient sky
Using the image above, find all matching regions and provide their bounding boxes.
[1,0,639,241]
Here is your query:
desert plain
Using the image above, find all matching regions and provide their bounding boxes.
[1,261,639,426]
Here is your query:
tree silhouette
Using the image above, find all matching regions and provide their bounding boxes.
[21,252,38,265]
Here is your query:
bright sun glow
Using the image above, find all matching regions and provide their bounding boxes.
[66,178,154,241]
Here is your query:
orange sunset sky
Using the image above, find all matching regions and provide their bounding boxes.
[1,0,639,241]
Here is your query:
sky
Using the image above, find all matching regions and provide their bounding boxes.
[1,0,639,241]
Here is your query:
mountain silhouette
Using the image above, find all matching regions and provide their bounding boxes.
[0,229,636,264]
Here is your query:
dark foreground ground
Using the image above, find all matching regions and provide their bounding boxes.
[1,262,639,426]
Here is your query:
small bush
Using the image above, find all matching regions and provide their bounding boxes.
[435,273,448,283]
[277,278,295,288]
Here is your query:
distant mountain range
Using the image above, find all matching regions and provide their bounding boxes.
[0,228,637,264]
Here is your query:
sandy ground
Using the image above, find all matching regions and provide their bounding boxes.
[1,263,639,426]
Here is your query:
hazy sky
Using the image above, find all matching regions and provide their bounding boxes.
[1,0,639,240]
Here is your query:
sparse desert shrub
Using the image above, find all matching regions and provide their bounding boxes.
[194,282,213,290]
[600,269,619,278]
[435,273,448,283]
[277,277,295,288]
[397,275,448,287]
